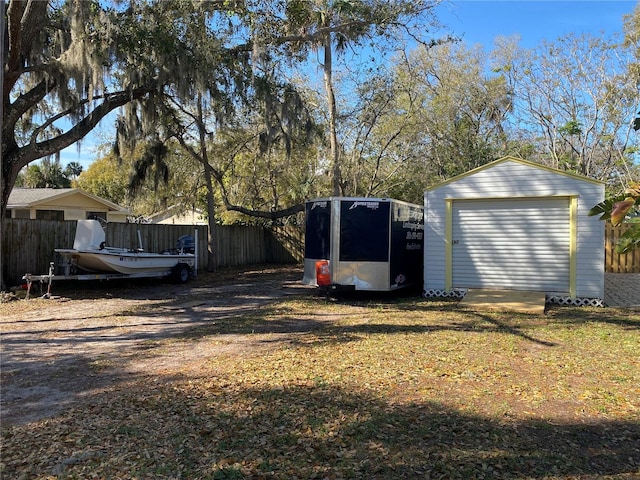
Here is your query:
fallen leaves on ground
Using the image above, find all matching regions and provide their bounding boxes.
[2,283,639,479]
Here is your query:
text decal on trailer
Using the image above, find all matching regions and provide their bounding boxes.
[349,201,380,210]
[400,210,423,250]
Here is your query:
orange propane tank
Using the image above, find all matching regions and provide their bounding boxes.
[315,260,331,286]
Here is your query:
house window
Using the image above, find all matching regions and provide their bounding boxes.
[87,211,107,221]
[12,209,31,219]
[36,210,64,221]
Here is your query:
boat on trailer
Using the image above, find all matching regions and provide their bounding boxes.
[22,220,198,298]
[54,219,196,277]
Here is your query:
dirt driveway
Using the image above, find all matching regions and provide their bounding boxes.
[4,267,637,429]
[0,265,313,427]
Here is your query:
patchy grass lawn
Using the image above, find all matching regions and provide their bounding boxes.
[2,289,639,479]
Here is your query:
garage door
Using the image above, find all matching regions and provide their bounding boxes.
[452,198,570,292]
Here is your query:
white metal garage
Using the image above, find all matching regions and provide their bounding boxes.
[424,157,605,301]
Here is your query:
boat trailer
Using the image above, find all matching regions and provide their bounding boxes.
[22,260,196,299]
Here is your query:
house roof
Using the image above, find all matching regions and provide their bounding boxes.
[426,156,606,191]
[7,188,129,212]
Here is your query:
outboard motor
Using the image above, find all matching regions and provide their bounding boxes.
[177,235,195,254]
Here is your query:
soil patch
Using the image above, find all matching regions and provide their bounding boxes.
[0,265,314,426]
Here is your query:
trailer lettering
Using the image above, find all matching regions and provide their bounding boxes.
[349,201,379,210]
[402,221,424,230]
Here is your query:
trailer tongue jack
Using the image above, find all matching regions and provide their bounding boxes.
[23,263,55,299]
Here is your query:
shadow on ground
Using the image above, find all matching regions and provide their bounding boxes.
[2,382,639,479]
[2,265,639,479]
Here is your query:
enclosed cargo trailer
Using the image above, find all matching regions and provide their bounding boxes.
[302,197,424,292]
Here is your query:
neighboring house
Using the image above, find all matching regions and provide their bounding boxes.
[148,205,207,225]
[7,188,130,223]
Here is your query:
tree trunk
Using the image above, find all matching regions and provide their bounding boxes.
[197,94,217,272]
[323,36,341,196]
[202,163,217,273]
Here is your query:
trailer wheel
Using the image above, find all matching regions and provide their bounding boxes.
[173,264,190,283]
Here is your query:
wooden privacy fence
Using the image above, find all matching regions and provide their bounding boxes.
[212,224,303,268]
[1,219,304,286]
[605,223,640,273]
[4,219,635,284]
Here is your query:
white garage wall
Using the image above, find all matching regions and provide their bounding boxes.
[424,157,605,299]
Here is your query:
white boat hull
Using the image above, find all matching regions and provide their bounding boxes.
[56,248,195,275]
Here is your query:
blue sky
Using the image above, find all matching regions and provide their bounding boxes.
[60,0,638,170]
[436,0,635,48]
